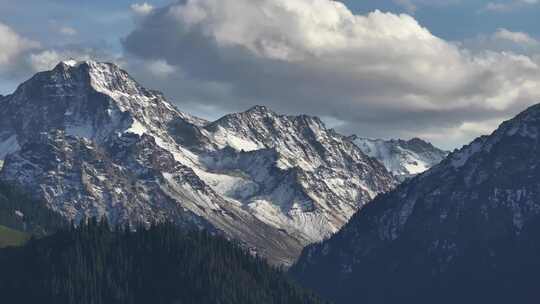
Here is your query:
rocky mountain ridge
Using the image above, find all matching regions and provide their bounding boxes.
[0,61,397,265]
[292,102,540,302]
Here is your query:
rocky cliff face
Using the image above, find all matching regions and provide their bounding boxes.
[292,103,540,303]
[0,61,396,265]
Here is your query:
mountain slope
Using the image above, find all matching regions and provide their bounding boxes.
[0,221,328,304]
[291,103,540,303]
[0,61,396,265]
[354,137,448,179]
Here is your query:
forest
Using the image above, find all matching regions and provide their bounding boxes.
[0,219,329,304]
[0,182,68,235]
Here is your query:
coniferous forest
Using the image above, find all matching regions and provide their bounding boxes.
[0,182,68,235]
[0,219,329,304]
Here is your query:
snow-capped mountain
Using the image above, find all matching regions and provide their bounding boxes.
[354,137,448,179]
[291,103,540,303]
[0,61,396,265]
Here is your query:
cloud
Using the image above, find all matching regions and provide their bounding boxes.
[27,45,119,72]
[393,0,417,13]
[493,28,538,45]
[0,22,115,88]
[130,2,155,16]
[0,22,39,67]
[392,0,461,13]
[58,26,78,36]
[484,0,539,12]
[27,50,97,72]
[122,0,540,149]
[0,42,118,96]
[28,50,64,71]
[463,28,540,56]
[143,59,177,77]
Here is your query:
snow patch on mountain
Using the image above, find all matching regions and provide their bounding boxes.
[61,59,81,67]
[210,126,264,152]
[125,119,148,136]
[355,137,448,179]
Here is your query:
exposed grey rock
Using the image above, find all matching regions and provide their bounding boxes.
[0,61,396,265]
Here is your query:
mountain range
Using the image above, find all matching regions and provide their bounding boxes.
[2,59,538,304]
[0,61,402,265]
[291,102,540,303]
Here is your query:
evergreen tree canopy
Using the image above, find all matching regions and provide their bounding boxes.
[0,182,67,235]
[0,221,329,304]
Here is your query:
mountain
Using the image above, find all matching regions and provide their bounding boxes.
[0,221,329,304]
[0,61,396,265]
[291,103,540,304]
[354,137,448,179]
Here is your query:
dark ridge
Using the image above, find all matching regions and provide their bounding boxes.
[291,102,540,304]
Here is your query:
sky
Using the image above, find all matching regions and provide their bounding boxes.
[1,0,540,150]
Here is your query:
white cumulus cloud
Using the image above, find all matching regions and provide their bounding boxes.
[144,59,177,77]
[123,0,540,148]
[484,0,539,12]
[0,22,39,67]
[493,28,539,45]
[131,2,155,16]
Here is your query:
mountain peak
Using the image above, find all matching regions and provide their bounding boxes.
[55,59,117,69]
[51,60,132,91]
[245,105,273,114]
[0,61,396,267]
[56,59,85,69]
[439,102,540,171]
[498,102,540,138]
[355,136,448,178]
[405,137,429,145]
[0,59,186,145]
